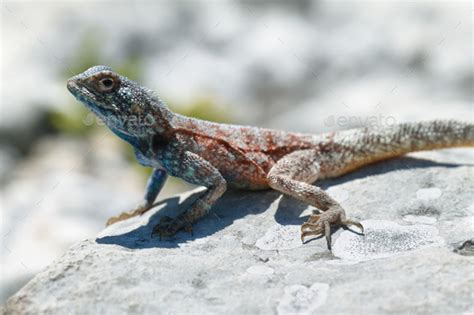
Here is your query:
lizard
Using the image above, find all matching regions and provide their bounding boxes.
[67,65,474,249]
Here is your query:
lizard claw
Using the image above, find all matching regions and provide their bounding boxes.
[300,209,364,249]
[300,214,330,247]
[340,218,364,234]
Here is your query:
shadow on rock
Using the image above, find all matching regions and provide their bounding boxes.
[96,156,465,249]
[96,189,280,249]
[274,195,309,225]
[274,156,465,226]
[318,156,464,189]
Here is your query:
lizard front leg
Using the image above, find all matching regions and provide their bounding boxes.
[267,149,363,249]
[106,168,168,225]
[152,151,226,238]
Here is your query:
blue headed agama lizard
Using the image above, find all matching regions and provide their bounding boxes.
[67,65,474,248]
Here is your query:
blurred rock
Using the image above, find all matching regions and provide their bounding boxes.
[2,1,471,139]
[0,134,144,303]
[0,145,19,185]
[267,76,473,133]
[3,148,473,314]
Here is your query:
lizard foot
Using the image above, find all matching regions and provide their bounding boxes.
[151,216,191,239]
[300,208,364,249]
[106,204,152,226]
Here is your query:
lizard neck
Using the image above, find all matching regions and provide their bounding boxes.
[133,97,179,154]
[150,99,176,135]
[107,96,177,150]
[109,127,142,147]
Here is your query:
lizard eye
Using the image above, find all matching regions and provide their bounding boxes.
[97,76,118,92]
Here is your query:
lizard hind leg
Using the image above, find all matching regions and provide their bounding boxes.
[267,149,363,249]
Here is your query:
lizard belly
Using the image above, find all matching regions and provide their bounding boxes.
[222,170,269,190]
[196,149,271,190]
[135,148,163,168]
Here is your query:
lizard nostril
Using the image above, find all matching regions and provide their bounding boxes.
[66,79,77,92]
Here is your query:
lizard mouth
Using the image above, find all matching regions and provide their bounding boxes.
[66,79,78,94]
[67,79,118,112]
[67,79,95,101]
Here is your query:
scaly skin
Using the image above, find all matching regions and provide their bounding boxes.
[67,65,474,248]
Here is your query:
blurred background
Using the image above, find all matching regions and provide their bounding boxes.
[1,0,472,303]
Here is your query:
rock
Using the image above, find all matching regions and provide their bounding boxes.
[277,283,329,315]
[332,220,444,261]
[3,148,473,314]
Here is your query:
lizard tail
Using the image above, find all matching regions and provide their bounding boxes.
[323,120,474,178]
[361,119,474,151]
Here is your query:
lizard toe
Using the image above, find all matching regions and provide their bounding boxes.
[105,204,152,226]
[340,218,364,234]
[300,210,352,250]
[106,212,132,226]
[300,214,325,243]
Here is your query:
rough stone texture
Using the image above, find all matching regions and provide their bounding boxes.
[3,148,474,314]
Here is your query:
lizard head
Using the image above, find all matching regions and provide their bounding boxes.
[67,65,166,142]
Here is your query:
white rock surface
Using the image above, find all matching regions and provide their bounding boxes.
[277,283,329,315]
[332,220,444,262]
[2,148,474,314]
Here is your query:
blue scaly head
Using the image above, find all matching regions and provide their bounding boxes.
[67,65,173,146]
